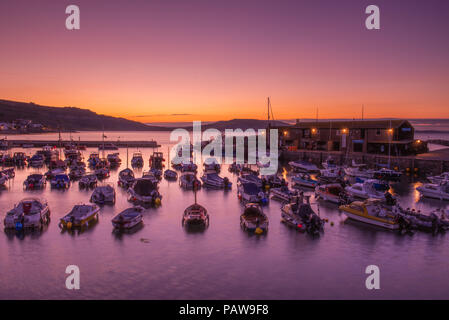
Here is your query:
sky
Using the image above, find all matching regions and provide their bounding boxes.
[0,0,448,122]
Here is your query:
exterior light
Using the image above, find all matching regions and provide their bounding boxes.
[388,128,393,134]
[311,128,317,134]
[283,131,288,136]
[342,128,348,134]
[416,140,421,144]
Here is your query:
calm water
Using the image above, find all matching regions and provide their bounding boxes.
[1,131,449,300]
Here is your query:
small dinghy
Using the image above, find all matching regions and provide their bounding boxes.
[237,182,268,204]
[90,185,116,204]
[118,168,135,188]
[179,172,201,190]
[394,206,449,234]
[281,195,325,235]
[128,178,162,206]
[164,169,178,181]
[288,160,319,173]
[24,174,46,190]
[201,172,232,189]
[112,206,144,230]
[291,173,319,188]
[183,183,209,227]
[240,203,268,234]
[180,161,198,173]
[79,173,98,189]
[271,186,297,203]
[4,198,50,230]
[1,168,15,179]
[142,171,160,184]
[69,167,86,180]
[59,204,100,229]
[131,152,144,168]
[94,166,110,180]
[50,174,70,189]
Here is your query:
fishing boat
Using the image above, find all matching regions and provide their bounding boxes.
[149,151,165,170]
[416,182,449,201]
[128,178,162,206]
[88,153,101,167]
[59,204,100,229]
[164,169,178,181]
[291,173,319,188]
[179,172,201,190]
[69,167,86,180]
[24,174,46,190]
[13,152,27,165]
[180,161,198,173]
[237,182,269,204]
[28,154,45,167]
[1,153,14,166]
[240,203,268,234]
[149,168,163,180]
[315,183,351,204]
[229,162,242,173]
[79,173,98,189]
[107,153,121,167]
[203,158,221,173]
[183,182,209,227]
[90,185,116,204]
[281,195,325,235]
[201,172,232,189]
[4,198,50,230]
[112,206,144,230]
[427,172,449,185]
[118,168,135,188]
[238,173,262,188]
[50,174,70,189]
[131,152,144,168]
[94,164,110,180]
[339,199,400,230]
[345,180,394,201]
[270,186,297,202]
[45,168,66,180]
[288,160,319,173]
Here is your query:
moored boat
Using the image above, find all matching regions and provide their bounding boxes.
[179,172,201,190]
[79,173,98,189]
[112,206,144,230]
[127,178,162,206]
[118,168,135,188]
[4,198,50,230]
[240,203,268,234]
[201,172,232,189]
[131,152,144,168]
[237,182,269,204]
[288,160,319,173]
[416,182,449,201]
[24,174,46,190]
[291,173,319,188]
[281,195,324,235]
[50,174,70,189]
[90,185,116,204]
[315,183,351,205]
[59,204,100,229]
[270,186,297,202]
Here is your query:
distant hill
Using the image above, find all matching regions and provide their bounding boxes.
[0,99,168,131]
[0,99,288,132]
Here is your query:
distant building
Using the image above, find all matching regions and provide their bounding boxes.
[273,119,426,156]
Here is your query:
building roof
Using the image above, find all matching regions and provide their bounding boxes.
[277,119,412,130]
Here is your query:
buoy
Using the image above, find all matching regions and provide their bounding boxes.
[414,168,418,172]
[406,168,410,172]
[154,198,161,206]
[15,222,23,231]
[255,227,263,235]
[67,222,72,230]
[330,222,334,226]
[265,185,270,191]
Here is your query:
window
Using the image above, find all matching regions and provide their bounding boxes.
[376,129,381,136]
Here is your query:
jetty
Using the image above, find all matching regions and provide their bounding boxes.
[3,139,160,149]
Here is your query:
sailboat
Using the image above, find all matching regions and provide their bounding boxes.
[182,181,209,227]
[164,146,178,180]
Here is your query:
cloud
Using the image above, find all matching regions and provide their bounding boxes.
[132,113,193,118]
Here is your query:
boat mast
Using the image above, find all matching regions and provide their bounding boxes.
[102,124,105,159]
[126,144,129,168]
[388,119,392,168]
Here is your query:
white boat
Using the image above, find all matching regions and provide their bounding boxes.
[128,178,162,206]
[4,198,50,230]
[291,173,319,188]
[90,185,116,204]
[24,174,46,190]
[59,204,100,229]
[118,168,135,188]
[79,173,98,189]
[240,203,268,234]
[344,160,374,178]
[428,172,449,184]
[201,172,232,189]
[288,160,319,173]
[319,167,344,183]
[345,180,390,201]
[203,158,221,172]
[29,154,45,167]
[322,156,339,169]
[417,183,449,201]
[182,187,209,228]
[163,169,178,180]
[237,182,268,204]
[238,173,262,188]
[112,207,144,230]
[339,199,400,230]
[373,167,402,180]
[270,186,297,202]
[179,172,201,190]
